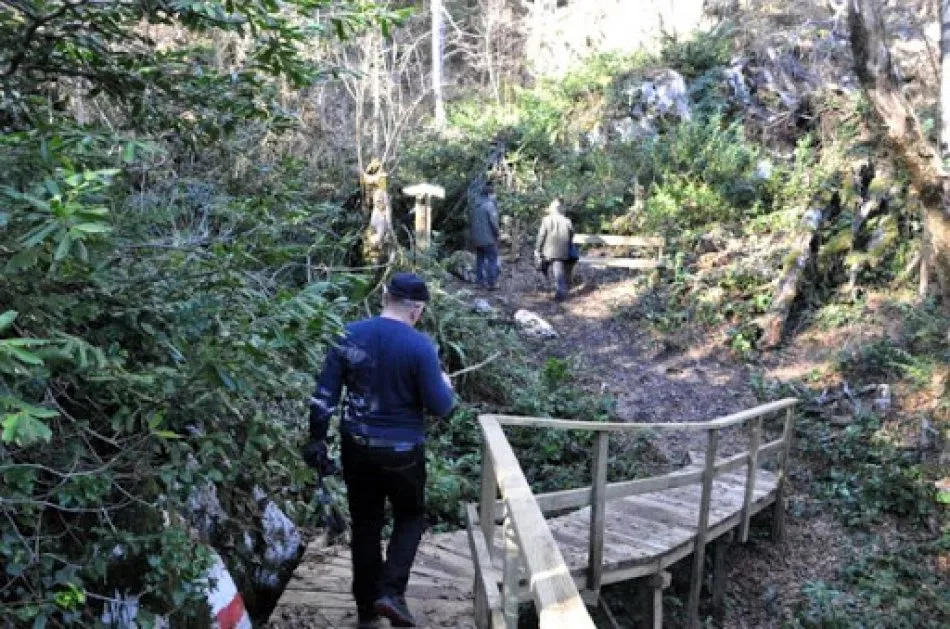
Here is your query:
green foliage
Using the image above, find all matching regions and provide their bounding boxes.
[0,131,367,623]
[659,25,734,80]
[1,0,409,140]
[798,411,935,527]
[836,338,937,391]
[793,539,950,628]
[0,1,402,623]
[418,294,631,527]
[635,115,766,230]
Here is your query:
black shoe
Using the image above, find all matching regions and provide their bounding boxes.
[374,595,417,627]
[357,608,382,629]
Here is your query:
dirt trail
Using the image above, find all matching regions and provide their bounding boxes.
[460,255,851,628]
[468,255,762,459]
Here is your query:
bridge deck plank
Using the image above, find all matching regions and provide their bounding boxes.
[270,468,780,627]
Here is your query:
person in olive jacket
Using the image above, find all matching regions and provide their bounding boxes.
[535,197,576,301]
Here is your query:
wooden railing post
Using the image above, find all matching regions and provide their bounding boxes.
[687,428,719,629]
[467,504,504,629]
[587,432,609,596]
[739,416,763,542]
[502,513,519,629]
[772,407,796,541]
[479,416,596,628]
[480,444,496,558]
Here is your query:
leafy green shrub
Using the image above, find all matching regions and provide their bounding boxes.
[0,2,409,619]
[797,411,935,527]
[793,542,950,628]
[835,338,937,390]
[659,25,734,80]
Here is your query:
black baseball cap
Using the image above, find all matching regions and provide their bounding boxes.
[387,272,431,302]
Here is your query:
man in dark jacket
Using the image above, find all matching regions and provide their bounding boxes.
[303,273,455,628]
[535,198,576,301]
[469,182,500,289]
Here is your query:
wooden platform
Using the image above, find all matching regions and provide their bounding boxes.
[269,468,779,628]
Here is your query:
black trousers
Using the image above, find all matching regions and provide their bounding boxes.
[341,436,427,611]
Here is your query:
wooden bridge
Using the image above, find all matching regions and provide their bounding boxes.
[269,398,798,628]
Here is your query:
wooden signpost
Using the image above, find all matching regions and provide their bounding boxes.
[403,183,445,252]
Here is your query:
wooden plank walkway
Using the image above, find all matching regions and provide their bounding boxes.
[269,467,779,628]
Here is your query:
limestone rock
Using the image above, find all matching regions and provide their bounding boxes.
[514,309,558,338]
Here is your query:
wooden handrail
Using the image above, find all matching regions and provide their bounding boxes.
[485,398,798,432]
[479,417,596,628]
[573,234,665,247]
[474,399,799,629]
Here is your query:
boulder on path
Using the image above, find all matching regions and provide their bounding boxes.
[514,309,557,338]
[472,298,494,314]
[445,250,477,284]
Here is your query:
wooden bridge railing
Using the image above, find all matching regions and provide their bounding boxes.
[467,416,597,629]
[467,397,798,629]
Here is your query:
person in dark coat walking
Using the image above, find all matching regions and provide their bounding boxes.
[469,182,500,289]
[535,198,576,301]
[303,273,456,628]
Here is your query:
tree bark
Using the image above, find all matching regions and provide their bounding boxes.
[941,0,950,156]
[757,207,825,348]
[849,0,950,302]
[432,0,446,128]
[371,32,383,158]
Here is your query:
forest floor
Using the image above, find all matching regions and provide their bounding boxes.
[459,251,863,628]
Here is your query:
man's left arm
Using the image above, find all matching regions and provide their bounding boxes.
[418,342,456,419]
[489,203,500,240]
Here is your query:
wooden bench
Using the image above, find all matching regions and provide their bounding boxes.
[573,234,666,269]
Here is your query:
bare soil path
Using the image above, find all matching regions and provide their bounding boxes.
[468,254,762,460]
[460,254,848,628]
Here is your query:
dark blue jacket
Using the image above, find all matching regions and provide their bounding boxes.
[309,317,455,444]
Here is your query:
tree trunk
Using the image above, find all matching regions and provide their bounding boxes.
[757,208,825,348]
[371,33,382,158]
[941,0,950,156]
[432,0,446,128]
[849,0,950,302]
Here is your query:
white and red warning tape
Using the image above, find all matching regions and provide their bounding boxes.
[206,552,252,629]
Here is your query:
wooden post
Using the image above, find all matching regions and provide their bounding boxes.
[772,407,795,541]
[641,571,671,629]
[415,196,431,251]
[479,416,596,628]
[502,514,519,629]
[687,428,719,629]
[468,504,503,629]
[480,445,496,558]
[711,533,732,626]
[739,416,762,543]
[402,183,445,253]
[474,562,489,629]
[587,432,609,595]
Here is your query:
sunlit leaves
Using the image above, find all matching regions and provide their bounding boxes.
[1,169,115,269]
[0,399,56,447]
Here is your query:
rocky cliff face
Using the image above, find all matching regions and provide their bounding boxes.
[525,0,712,77]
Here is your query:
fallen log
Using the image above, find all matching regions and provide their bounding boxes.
[756,207,825,348]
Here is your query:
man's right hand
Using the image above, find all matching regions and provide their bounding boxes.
[302,440,337,477]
